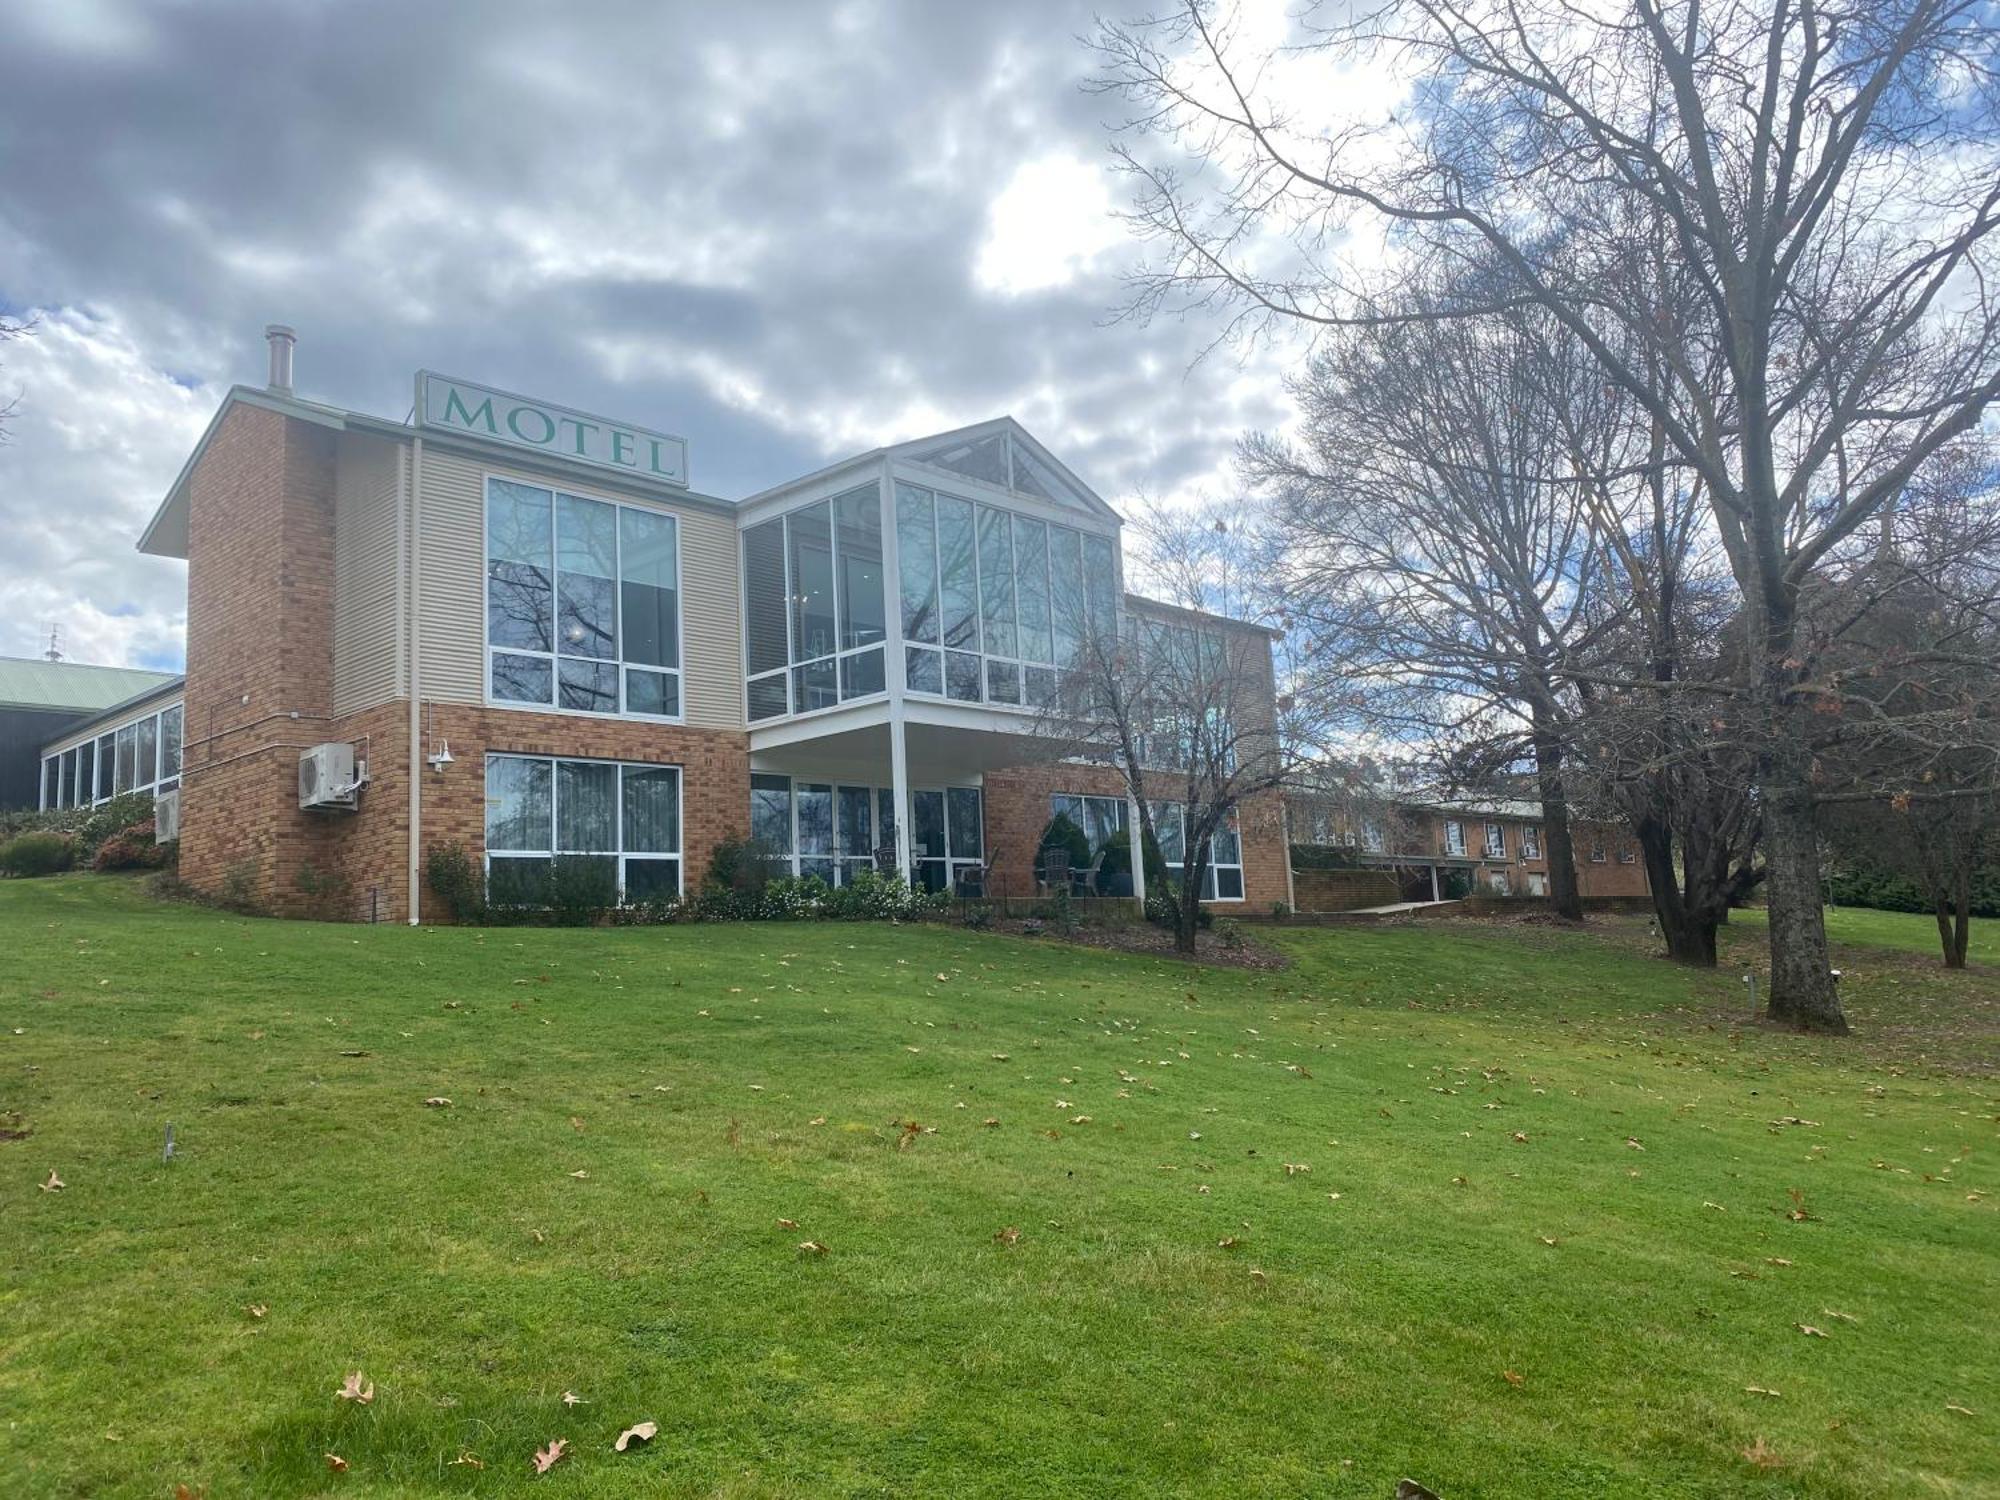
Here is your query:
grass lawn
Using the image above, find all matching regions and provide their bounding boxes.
[2,877,1995,1499]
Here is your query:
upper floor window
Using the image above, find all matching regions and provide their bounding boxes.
[895,481,1114,710]
[1589,838,1607,862]
[1520,824,1542,860]
[1484,821,1506,858]
[486,478,681,719]
[1444,819,1466,856]
[1361,817,1385,852]
[743,483,886,721]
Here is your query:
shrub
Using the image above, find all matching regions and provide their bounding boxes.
[1270,900,1290,922]
[1145,888,1212,931]
[76,793,155,860]
[705,836,779,901]
[218,860,264,915]
[1214,916,1245,950]
[92,831,167,872]
[547,855,618,926]
[961,902,994,931]
[424,844,487,925]
[1,831,76,878]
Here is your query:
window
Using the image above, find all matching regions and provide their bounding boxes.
[485,478,682,719]
[1520,824,1542,861]
[1361,818,1385,853]
[894,479,1114,710]
[484,754,680,903]
[1050,793,1132,896]
[744,483,887,721]
[1484,821,1506,859]
[1589,839,1607,863]
[1485,868,1511,895]
[1149,800,1246,902]
[1443,819,1466,857]
[748,773,889,885]
[1618,844,1638,864]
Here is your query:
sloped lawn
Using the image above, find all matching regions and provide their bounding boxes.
[2,876,1995,1498]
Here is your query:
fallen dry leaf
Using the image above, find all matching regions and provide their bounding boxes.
[982,1117,1000,1127]
[246,1304,267,1320]
[798,1240,829,1255]
[1625,1137,1645,1151]
[1512,1132,1530,1144]
[994,1225,1021,1246]
[569,1116,585,1132]
[613,1420,658,1452]
[1217,1235,1241,1249]
[40,1169,63,1192]
[1283,1162,1310,1175]
[561,1390,586,1407]
[324,1453,348,1473]
[1502,1369,1524,1387]
[1796,1324,1827,1338]
[568,1170,589,1180]
[1946,1403,1976,1416]
[532,1438,567,1475]
[1745,1385,1782,1398]
[776,1217,799,1229]
[423,1097,451,1108]
[1765,1257,1793,1267]
[449,1452,484,1469]
[336,1371,374,1405]
[1741,1436,1783,1470]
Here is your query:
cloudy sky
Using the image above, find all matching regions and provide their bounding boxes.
[0,0,1321,671]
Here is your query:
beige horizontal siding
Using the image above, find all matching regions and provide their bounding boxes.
[332,434,406,715]
[416,448,743,728]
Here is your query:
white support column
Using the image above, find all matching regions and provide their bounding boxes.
[1429,863,1440,903]
[890,712,913,885]
[1127,794,1147,911]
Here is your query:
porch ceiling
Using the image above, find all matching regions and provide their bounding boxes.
[747,713,1056,786]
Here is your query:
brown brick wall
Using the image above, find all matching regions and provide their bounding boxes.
[980,762,1289,910]
[179,400,354,916]
[416,705,750,909]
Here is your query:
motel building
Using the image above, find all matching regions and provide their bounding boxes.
[36,328,1290,921]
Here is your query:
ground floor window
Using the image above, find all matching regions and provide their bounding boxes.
[485,753,681,903]
[749,775,980,893]
[40,702,182,810]
[1047,792,1133,896]
[1148,799,1246,902]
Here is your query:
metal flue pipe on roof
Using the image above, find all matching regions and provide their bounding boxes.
[265,324,296,394]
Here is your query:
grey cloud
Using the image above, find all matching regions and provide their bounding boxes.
[0,0,1294,664]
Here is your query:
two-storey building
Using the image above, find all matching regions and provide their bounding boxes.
[37,330,1290,920]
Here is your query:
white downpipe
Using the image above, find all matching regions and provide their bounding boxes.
[406,434,423,925]
[890,715,912,884]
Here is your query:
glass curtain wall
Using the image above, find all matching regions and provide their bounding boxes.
[750,775,974,891]
[896,481,1115,710]
[742,482,887,721]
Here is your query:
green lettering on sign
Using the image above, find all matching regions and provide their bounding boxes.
[506,405,557,445]
[441,387,498,433]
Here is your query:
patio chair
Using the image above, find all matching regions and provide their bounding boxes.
[873,843,899,876]
[1038,847,1071,897]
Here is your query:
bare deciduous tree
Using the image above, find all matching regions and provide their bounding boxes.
[1243,293,1622,919]
[1094,0,2000,1031]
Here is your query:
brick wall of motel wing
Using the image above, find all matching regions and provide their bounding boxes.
[981,761,1289,909]
[416,706,751,908]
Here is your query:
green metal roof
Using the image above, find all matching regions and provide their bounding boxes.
[0,656,181,714]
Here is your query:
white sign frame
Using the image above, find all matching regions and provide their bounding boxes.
[416,371,689,489]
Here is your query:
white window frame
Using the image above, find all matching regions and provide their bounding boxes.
[482,474,687,725]
[1520,824,1542,861]
[40,700,183,810]
[1145,798,1247,904]
[1361,817,1385,852]
[1618,843,1638,864]
[1443,819,1467,857]
[749,774,980,890]
[892,480,1115,717]
[741,481,891,725]
[1589,838,1607,863]
[483,753,683,903]
[1484,821,1506,859]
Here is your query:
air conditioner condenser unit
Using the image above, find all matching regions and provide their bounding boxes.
[299,742,359,810]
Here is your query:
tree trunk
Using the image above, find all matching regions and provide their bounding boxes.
[1637,818,1719,965]
[1760,772,1848,1032]
[1935,896,1964,969]
[1531,715,1584,921]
